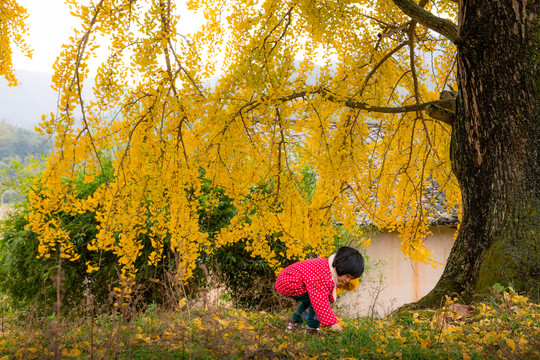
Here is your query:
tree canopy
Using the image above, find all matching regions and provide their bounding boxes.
[6,0,538,300]
[18,0,464,286]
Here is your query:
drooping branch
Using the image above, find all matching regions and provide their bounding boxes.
[69,0,107,176]
[406,0,434,148]
[263,6,294,57]
[391,0,458,43]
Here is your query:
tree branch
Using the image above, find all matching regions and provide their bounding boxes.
[359,41,408,97]
[425,104,455,125]
[231,88,456,126]
[424,89,457,125]
[391,0,458,43]
[315,89,455,119]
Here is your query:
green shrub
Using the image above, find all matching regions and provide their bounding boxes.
[0,160,335,313]
[0,158,182,312]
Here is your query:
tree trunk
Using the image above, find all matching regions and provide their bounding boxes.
[416,0,539,307]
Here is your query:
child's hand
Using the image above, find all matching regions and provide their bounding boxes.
[329,323,343,332]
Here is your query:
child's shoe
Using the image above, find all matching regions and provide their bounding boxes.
[305,325,321,335]
[285,320,303,333]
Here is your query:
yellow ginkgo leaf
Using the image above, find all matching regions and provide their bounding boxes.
[178,298,187,308]
[506,338,516,352]
[216,318,230,327]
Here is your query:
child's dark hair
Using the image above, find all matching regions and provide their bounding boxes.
[332,246,364,278]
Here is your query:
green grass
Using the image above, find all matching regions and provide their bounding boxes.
[0,290,538,359]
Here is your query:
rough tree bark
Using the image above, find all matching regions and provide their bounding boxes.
[435,0,538,304]
[400,0,539,307]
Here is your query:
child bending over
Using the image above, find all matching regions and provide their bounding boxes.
[275,246,364,333]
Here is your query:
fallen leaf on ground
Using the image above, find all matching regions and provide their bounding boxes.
[450,303,476,317]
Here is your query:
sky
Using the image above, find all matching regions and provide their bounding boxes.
[13,0,203,74]
[4,0,205,131]
[13,0,77,74]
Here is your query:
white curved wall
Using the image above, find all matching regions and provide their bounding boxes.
[337,226,457,318]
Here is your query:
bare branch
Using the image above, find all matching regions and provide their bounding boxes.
[391,0,458,43]
[378,22,410,38]
[425,89,457,125]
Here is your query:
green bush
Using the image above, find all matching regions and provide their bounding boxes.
[0,160,335,313]
[203,238,293,310]
[0,158,182,313]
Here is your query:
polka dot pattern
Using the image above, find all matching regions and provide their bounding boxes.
[275,258,338,326]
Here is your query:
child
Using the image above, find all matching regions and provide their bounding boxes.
[275,246,364,333]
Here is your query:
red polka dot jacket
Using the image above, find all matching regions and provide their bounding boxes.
[275,255,339,327]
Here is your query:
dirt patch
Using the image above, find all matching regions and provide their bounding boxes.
[0,205,14,220]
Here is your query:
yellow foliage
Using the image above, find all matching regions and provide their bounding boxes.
[24,0,460,291]
[0,0,32,86]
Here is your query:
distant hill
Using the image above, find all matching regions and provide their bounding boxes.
[0,70,58,131]
[0,121,52,164]
[0,121,52,203]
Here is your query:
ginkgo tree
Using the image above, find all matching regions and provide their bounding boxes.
[20,0,538,305]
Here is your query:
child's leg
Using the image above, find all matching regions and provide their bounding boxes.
[290,293,311,324]
[291,293,320,328]
[305,305,321,329]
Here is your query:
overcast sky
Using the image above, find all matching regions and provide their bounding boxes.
[13,0,76,73]
[13,0,203,74]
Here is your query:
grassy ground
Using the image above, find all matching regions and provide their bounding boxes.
[0,289,538,359]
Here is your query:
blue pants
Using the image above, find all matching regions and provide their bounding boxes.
[290,293,320,328]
